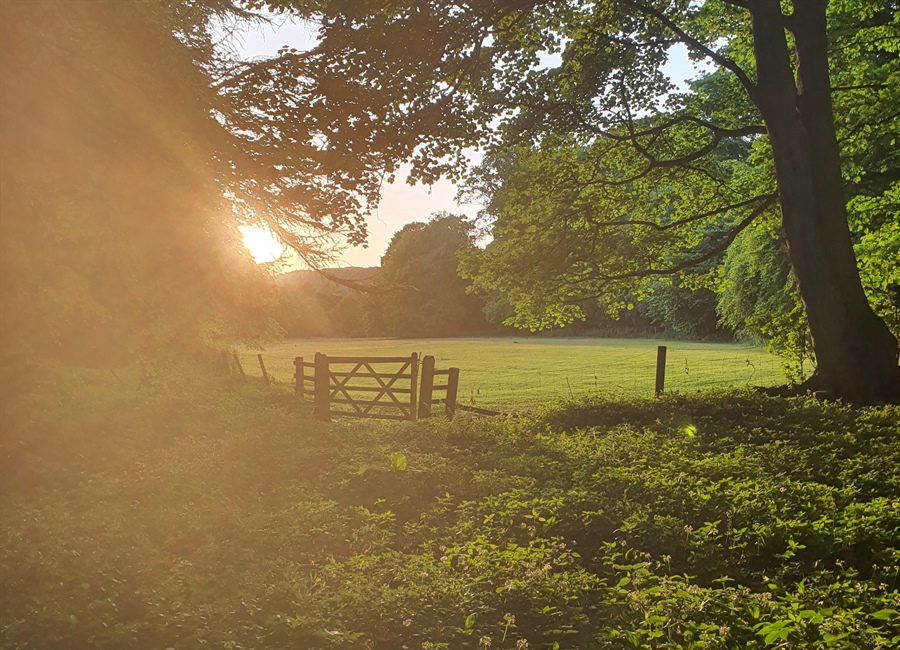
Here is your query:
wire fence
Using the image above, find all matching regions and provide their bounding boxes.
[233,341,786,411]
[449,346,784,409]
[56,341,785,412]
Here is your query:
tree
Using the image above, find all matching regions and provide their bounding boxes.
[704,0,899,374]
[370,214,488,337]
[272,268,374,336]
[642,279,729,341]
[241,0,898,402]
[0,0,287,372]
[717,220,814,381]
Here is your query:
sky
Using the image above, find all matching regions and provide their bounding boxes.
[219,13,707,269]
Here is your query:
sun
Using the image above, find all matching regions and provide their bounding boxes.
[240,225,285,264]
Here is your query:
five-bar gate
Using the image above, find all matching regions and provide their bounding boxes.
[295,352,459,421]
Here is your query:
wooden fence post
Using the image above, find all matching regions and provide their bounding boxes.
[419,355,435,419]
[233,354,247,383]
[409,352,419,421]
[314,352,330,420]
[655,345,667,396]
[446,367,460,419]
[257,354,270,386]
[294,357,303,398]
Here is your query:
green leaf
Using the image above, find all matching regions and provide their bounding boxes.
[822,632,849,643]
[765,630,790,644]
[389,452,407,472]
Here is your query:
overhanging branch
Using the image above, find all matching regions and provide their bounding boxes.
[559,194,778,302]
[831,84,890,92]
[574,120,763,188]
[581,192,777,232]
[212,52,304,91]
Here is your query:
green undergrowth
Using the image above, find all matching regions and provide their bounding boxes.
[1,370,898,649]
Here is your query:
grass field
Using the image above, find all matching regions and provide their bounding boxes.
[239,337,785,409]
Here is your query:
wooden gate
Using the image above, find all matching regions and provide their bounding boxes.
[295,353,419,421]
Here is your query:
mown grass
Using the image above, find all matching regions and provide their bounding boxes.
[238,337,785,409]
[1,369,898,649]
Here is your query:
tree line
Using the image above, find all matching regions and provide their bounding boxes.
[271,213,489,338]
[269,210,896,386]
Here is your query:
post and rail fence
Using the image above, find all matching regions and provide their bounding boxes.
[234,344,672,421]
[417,355,459,419]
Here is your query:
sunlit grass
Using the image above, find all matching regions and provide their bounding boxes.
[239,337,785,409]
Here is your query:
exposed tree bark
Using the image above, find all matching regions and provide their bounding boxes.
[750,0,899,402]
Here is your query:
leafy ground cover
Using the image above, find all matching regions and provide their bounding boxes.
[239,337,785,408]
[1,369,898,649]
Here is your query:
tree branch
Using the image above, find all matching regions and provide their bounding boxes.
[831,84,890,93]
[559,194,778,300]
[571,121,765,188]
[581,192,777,232]
[617,0,757,94]
[212,52,303,91]
[578,111,765,145]
[588,29,680,50]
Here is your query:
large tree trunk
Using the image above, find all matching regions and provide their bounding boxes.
[750,0,899,403]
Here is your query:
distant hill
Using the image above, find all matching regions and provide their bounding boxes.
[275,267,377,289]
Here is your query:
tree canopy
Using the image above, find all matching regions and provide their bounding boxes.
[369,213,488,337]
[238,0,899,401]
[1,1,266,367]
[0,0,343,372]
[0,0,392,371]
